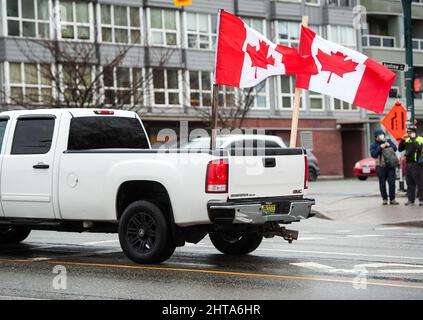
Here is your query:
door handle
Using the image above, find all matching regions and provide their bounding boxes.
[33,163,50,169]
[263,158,276,168]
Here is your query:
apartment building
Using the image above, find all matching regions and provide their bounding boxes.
[0,0,418,177]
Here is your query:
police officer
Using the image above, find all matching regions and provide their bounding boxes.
[398,125,423,206]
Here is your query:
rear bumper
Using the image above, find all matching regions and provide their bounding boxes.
[352,167,376,177]
[207,197,315,225]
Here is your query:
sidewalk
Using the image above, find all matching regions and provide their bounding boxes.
[309,179,423,227]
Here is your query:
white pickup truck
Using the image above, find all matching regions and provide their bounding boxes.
[0,109,315,263]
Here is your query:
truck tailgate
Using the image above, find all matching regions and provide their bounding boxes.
[228,148,306,200]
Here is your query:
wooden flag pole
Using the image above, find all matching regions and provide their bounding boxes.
[289,16,309,148]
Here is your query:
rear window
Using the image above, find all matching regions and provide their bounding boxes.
[68,116,149,150]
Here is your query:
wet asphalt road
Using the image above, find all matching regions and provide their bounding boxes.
[0,217,423,300]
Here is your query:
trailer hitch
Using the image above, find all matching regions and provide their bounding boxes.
[261,223,299,243]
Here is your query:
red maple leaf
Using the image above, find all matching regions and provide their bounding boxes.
[246,40,275,79]
[315,49,359,83]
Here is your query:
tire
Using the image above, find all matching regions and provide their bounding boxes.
[209,232,262,255]
[308,168,318,182]
[0,227,31,245]
[119,200,175,264]
[358,176,368,181]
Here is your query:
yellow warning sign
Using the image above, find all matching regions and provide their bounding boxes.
[174,0,192,6]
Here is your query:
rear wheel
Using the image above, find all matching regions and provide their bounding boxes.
[308,168,318,182]
[209,232,262,255]
[358,176,368,181]
[119,200,175,264]
[0,227,31,245]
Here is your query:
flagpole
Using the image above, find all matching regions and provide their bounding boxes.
[210,84,220,149]
[289,16,309,148]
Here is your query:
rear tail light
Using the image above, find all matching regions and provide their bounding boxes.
[304,155,309,189]
[206,159,229,193]
[94,110,114,115]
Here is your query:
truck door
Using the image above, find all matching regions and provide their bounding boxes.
[1,115,58,219]
[0,116,10,217]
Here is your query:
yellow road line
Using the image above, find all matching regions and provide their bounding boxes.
[1,257,423,290]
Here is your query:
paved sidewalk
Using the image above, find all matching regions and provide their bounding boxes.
[308,178,423,227]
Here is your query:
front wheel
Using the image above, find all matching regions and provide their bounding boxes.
[209,232,262,255]
[0,227,31,245]
[119,200,175,264]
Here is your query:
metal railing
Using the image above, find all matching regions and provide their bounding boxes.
[362,34,396,48]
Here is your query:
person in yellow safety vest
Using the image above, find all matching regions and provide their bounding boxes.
[398,125,423,206]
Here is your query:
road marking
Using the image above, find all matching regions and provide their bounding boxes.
[375,227,404,231]
[0,295,46,300]
[298,237,326,241]
[293,262,423,275]
[30,257,52,261]
[335,230,352,233]
[1,257,423,290]
[290,262,335,271]
[405,233,423,236]
[181,245,423,261]
[82,240,119,246]
[346,234,383,238]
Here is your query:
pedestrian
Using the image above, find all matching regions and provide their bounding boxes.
[370,128,399,205]
[398,125,423,206]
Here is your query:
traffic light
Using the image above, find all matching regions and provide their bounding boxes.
[415,76,423,93]
[174,0,192,6]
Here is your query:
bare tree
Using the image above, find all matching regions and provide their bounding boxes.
[189,83,264,130]
[3,38,174,111]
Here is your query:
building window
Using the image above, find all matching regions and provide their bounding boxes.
[332,98,357,111]
[306,0,320,5]
[185,12,216,50]
[6,0,51,38]
[58,0,92,40]
[309,91,324,111]
[327,25,356,48]
[152,69,181,106]
[276,21,300,48]
[103,67,144,106]
[242,81,268,109]
[149,8,178,47]
[242,17,266,36]
[219,86,235,108]
[326,0,350,6]
[300,131,314,150]
[8,62,52,104]
[189,71,212,107]
[61,63,93,104]
[100,5,142,44]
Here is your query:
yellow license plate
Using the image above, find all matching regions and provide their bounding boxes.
[262,204,276,216]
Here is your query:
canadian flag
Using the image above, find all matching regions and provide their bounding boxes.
[296,26,396,114]
[215,10,317,88]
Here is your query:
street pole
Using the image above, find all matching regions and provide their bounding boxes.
[401,0,415,124]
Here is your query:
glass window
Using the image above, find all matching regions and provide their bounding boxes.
[67,117,149,150]
[152,69,180,106]
[0,120,9,151]
[189,71,212,107]
[277,21,300,47]
[242,17,265,35]
[59,0,92,40]
[149,9,178,46]
[103,67,144,106]
[6,0,51,38]
[8,62,52,105]
[186,13,216,50]
[100,5,141,44]
[11,118,55,154]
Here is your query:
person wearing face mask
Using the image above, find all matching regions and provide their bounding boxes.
[370,128,399,205]
[398,125,423,206]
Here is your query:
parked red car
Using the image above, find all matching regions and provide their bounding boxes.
[353,156,406,181]
[353,157,377,180]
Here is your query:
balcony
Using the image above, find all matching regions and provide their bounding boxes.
[362,34,396,48]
